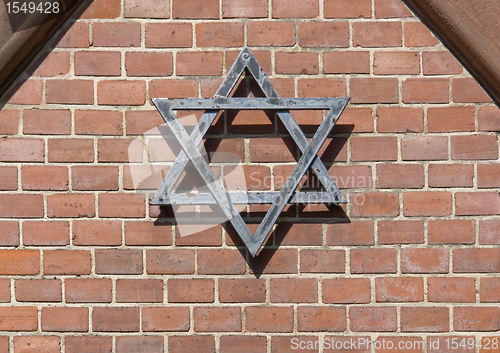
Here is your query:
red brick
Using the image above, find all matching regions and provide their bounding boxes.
[0,138,44,162]
[480,220,500,245]
[401,248,449,273]
[323,278,370,304]
[23,109,71,135]
[423,51,463,75]
[402,136,448,160]
[327,221,373,246]
[249,249,298,274]
[329,165,372,189]
[42,307,88,332]
[4,80,42,104]
[454,307,500,331]
[272,0,318,18]
[22,165,68,191]
[324,0,371,18]
[142,307,190,332]
[0,307,37,331]
[46,80,94,104]
[374,51,419,74]
[145,23,192,48]
[428,106,476,132]
[65,278,112,303]
[93,307,140,332]
[481,278,500,302]
[168,279,214,303]
[404,22,439,47]
[271,336,320,353]
[403,78,449,103]
[375,0,412,18]
[275,52,319,75]
[14,336,60,352]
[73,220,121,246]
[177,52,222,76]
[354,22,402,47]
[428,220,474,244]
[74,51,121,76]
[125,221,172,246]
[98,138,143,162]
[377,164,424,188]
[247,21,295,46]
[272,223,321,246]
[55,22,90,48]
[403,191,452,216]
[47,194,95,218]
[478,164,500,188]
[81,0,120,18]
[479,106,500,131]
[97,80,146,105]
[149,79,197,99]
[351,137,397,161]
[298,78,346,97]
[66,336,112,353]
[194,307,241,332]
[72,166,118,191]
[453,78,491,103]
[428,164,474,187]
[98,193,145,218]
[401,307,449,332]
[43,250,91,275]
[249,138,296,162]
[350,77,399,103]
[297,306,346,332]
[299,21,349,47]
[219,278,265,303]
[377,107,423,133]
[350,307,397,332]
[124,0,169,18]
[378,220,424,244]
[452,135,498,160]
[0,221,19,246]
[0,167,16,191]
[270,278,317,303]
[116,279,163,303]
[350,192,399,217]
[428,277,475,303]
[454,248,500,273]
[125,110,163,135]
[28,213,65,240]
[351,248,397,274]
[196,22,244,47]
[300,250,345,273]
[169,336,215,353]
[324,51,370,74]
[222,0,267,17]
[376,277,424,302]
[116,336,163,353]
[456,192,500,215]
[48,138,94,162]
[93,22,141,47]
[95,249,142,274]
[197,249,245,275]
[15,279,61,302]
[125,52,173,76]
[0,194,43,218]
[0,110,19,134]
[220,336,267,353]
[246,307,293,332]
[146,249,194,274]
[172,0,218,18]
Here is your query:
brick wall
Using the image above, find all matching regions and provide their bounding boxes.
[0,0,500,351]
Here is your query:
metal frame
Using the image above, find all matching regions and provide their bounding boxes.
[152,46,349,257]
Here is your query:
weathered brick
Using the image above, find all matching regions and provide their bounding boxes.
[403,192,452,216]
[403,78,449,103]
[196,22,244,47]
[428,164,474,187]
[198,249,246,275]
[0,110,19,134]
[377,107,424,133]
[272,0,318,18]
[375,0,412,18]
[423,51,463,75]
[0,138,44,162]
[246,307,293,332]
[478,164,500,188]
[47,194,95,218]
[23,109,71,135]
[401,248,449,273]
[65,278,112,303]
[98,193,145,218]
[169,336,215,353]
[300,250,345,273]
[351,137,398,161]
[97,80,146,105]
[454,248,500,273]
[0,307,37,331]
[220,336,267,353]
[324,51,370,74]
[402,136,448,160]
[43,250,91,275]
[401,307,449,332]
[428,220,474,244]
[350,192,399,217]
[194,307,241,332]
[72,166,118,191]
[350,307,397,332]
[48,138,94,162]
[327,221,374,246]
[65,336,112,353]
[350,78,399,103]
[168,279,214,303]
[478,106,500,131]
[125,221,172,246]
[93,307,140,332]
[353,22,402,47]
[0,221,19,246]
[351,248,397,274]
[46,80,94,104]
[451,135,498,160]
[93,22,141,47]
[297,306,346,332]
[73,220,121,246]
[404,22,439,47]
[453,78,491,103]
[74,51,121,76]
[15,279,61,302]
[147,249,195,274]
[271,278,318,303]
[41,307,88,332]
[376,277,424,302]
[81,0,120,19]
[116,279,163,303]
[55,22,90,48]
[145,23,192,48]
[124,0,169,18]
[4,80,42,105]
[480,220,500,245]
[14,336,61,352]
[125,52,173,76]
[249,249,298,274]
[75,110,122,135]
[177,52,222,76]
[323,278,371,304]
[247,21,295,46]
[98,138,143,162]
[377,164,424,188]
[454,307,500,331]
[324,0,371,18]
[142,307,190,331]
[374,51,419,74]
[456,192,500,215]
[298,78,346,97]
[116,336,164,353]
[299,22,349,47]
[378,220,424,244]
[275,52,319,75]
[219,278,266,303]
[172,0,218,18]
[0,166,16,191]
[0,194,43,218]
[480,278,500,302]
[428,277,475,303]
[222,0,267,17]
[95,249,143,274]
[22,166,68,191]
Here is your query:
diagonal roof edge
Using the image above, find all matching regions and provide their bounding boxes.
[403,0,500,106]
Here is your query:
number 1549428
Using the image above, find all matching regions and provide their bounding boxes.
[5,2,60,14]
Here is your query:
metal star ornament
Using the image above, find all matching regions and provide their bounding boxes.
[151,46,349,257]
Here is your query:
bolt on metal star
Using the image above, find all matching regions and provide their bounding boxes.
[151,46,349,257]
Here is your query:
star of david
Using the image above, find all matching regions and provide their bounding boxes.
[151,46,349,257]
